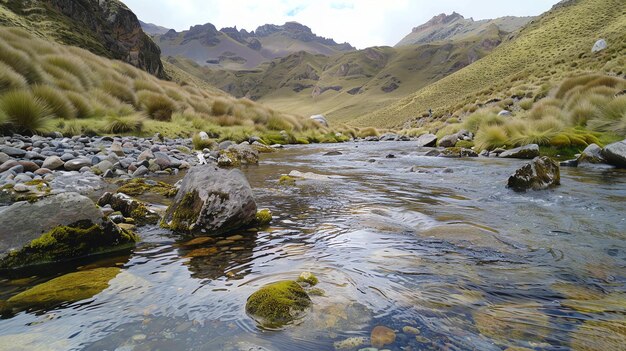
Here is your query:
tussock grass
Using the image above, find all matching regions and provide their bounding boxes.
[101,114,146,134]
[212,98,233,116]
[101,80,137,106]
[357,127,379,138]
[32,85,76,119]
[65,91,94,118]
[0,62,27,92]
[0,90,52,134]
[192,133,216,150]
[0,41,43,84]
[137,91,175,121]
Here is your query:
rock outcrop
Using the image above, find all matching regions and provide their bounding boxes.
[162,165,257,234]
[245,280,311,328]
[507,156,560,192]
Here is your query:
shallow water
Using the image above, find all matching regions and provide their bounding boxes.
[1,141,625,351]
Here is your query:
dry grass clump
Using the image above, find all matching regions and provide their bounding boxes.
[101,79,137,106]
[357,127,380,138]
[101,113,146,134]
[0,62,28,92]
[32,84,76,119]
[137,91,176,121]
[0,90,52,134]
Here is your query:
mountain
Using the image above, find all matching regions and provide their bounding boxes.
[168,24,507,122]
[355,0,626,127]
[140,20,171,36]
[0,0,166,78]
[396,12,533,47]
[152,21,355,69]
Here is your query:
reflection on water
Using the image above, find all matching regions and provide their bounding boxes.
[0,141,625,351]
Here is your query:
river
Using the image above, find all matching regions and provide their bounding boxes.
[0,141,625,351]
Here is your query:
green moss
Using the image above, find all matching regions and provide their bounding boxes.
[278,175,296,186]
[297,272,318,286]
[116,178,177,197]
[0,220,138,269]
[167,191,202,232]
[456,140,475,149]
[255,209,272,226]
[7,267,121,308]
[245,280,311,328]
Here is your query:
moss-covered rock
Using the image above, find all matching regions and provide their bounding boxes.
[255,209,272,226]
[97,192,160,225]
[0,220,138,269]
[278,175,296,185]
[7,267,120,308]
[116,178,177,197]
[245,280,311,328]
[507,156,560,192]
[297,271,318,286]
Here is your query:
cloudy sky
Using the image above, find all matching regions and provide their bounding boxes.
[122,0,560,49]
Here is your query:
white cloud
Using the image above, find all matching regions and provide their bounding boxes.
[122,0,559,49]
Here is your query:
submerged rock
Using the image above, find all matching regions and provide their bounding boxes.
[571,320,626,351]
[371,325,396,348]
[602,139,626,168]
[162,165,257,234]
[245,280,311,328]
[255,209,272,226]
[507,156,560,192]
[297,271,318,286]
[0,192,138,269]
[473,303,551,344]
[7,267,120,308]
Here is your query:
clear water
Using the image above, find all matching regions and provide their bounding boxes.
[1,141,625,351]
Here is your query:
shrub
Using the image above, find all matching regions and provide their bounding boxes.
[65,91,94,118]
[101,114,145,134]
[32,85,76,119]
[474,125,508,151]
[138,91,176,121]
[0,62,27,92]
[212,98,233,116]
[0,90,52,134]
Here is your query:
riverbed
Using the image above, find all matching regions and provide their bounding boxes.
[1,141,625,351]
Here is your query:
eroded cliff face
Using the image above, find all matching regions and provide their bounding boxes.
[46,0,165,78]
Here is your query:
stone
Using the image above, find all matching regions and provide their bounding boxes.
[577,143,606,166]
[591,39,607,53]
[7,267,121,308]
[162,165,257,234]
[64,158,93,171]
[97,192,160,225]
[297,272,318,286]
[245,280,311,328]
[310,114,329,127]
[474,303,551,344]
[0,192,137,269]
[0,146,26,158]
[415,133,437,147]
[499,144,540,159]
[334,337,368,350]
[456,129,473,141]
[0,160,19,173]
[12,184,28,192]
[439,147,478,158]
[137,149,154,161]
[498,110,512,117]
[42,156,65,170]
[380,133,399,141]
[132,165,149,177]
[507,156,560,192]
[17,161,39,172]
[371,326,396,348]
[0,152,8,164]
[438,134,458,148]
[110,142,125,156]
[198,131,210,140]
[324,151,343,156]
[601,139,626,168]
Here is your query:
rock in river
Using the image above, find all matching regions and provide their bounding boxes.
[162,165,257,234]
[0,192,137,269]
[416,133,437,147]
[245,280,311,328]
[507,156,560,192]
[601,139,626,168]
[499,144,540,159]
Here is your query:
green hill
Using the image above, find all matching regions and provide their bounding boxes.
[356,0,626,127]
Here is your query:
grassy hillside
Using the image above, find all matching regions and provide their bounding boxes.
[0,27,340,144]
[173,26,507,124]
[356,0,626,127]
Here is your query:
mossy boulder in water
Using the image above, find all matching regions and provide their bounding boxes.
[297,271,318,286]
[0,192,138,269]
[115,178,177,197]
[162,165,257,234]
[507,156,560,192]
[255,209,272,226]
[7,267,120,308]
[97,192,160,225]
[245,280,311,328]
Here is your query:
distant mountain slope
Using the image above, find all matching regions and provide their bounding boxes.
[169,24,507,122]
[357,0,626,127]
[396,12,533,47]
[140,20,171,36]
[0,0,166,78]
[153,21,355,69]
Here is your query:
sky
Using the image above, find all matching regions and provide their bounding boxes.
[122,0,561,49]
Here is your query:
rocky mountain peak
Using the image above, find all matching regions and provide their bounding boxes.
[412,12,465,33]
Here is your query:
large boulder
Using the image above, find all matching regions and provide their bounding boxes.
[577,143,607,166]
[507,156,560,192]
[499,144,540,159]
[310,115,329,127]
[601,139,626,168]
[438,134,458,148]
[416,133,437,147]
[162,165,257,234]
[0,193,137,269]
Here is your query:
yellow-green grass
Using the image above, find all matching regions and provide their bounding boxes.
[0,27,325,139]
[356,0,626,127]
